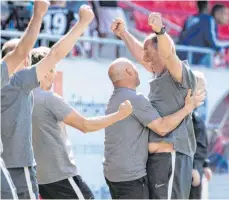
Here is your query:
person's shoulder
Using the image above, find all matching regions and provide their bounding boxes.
[130,93,150,107]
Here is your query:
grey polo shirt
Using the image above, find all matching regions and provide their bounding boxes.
[1,61,9,89]
[148,61,197,157]
[32,88,78,184]
[1,66,39,167]
[104,87,160,182]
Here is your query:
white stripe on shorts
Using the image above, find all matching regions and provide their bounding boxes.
[168,151,176,200]
[68,177,85,200]
[24,167,36,199]
[0,158,18,199]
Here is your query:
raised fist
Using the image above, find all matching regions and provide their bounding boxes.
[33,0,49,17]
[148,12,163,33]
[79,5,94,25]
[118,100,133,120]
[111,18,126,37]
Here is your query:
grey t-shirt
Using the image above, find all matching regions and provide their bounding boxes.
[149,61,197,157]
[1,61,9,89]
[32,88,78,184]
[1,66,39,167]
[104,87,160,182]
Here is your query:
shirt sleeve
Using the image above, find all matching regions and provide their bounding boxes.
[1,61,9,89]
[10,66,39,93]
[180,61,197,91]
[45,92,74,121]
[131,94,160,127]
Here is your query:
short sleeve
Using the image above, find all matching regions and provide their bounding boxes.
[1,61,9,88]
[131,94,160,127]
[11,66,39,93]
[45,92,74,121]
[181,61,196,91]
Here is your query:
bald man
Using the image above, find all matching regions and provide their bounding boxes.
[104,58,205,199]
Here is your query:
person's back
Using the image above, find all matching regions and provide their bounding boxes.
[104,88,150,182]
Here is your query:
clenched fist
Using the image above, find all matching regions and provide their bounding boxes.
[148,12,163,33]
[118,100,133,120]
[79,5,94,25]
[34,0,49,17]
[111,18,126,38]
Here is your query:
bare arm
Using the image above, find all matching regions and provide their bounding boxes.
[36,5,94,82]
[111,19,152,72]
[149,13,182,82]
[63,101,132,133]
[2,0,49,75]
[147,89,205,136]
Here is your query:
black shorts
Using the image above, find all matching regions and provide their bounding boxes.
[105,175,149,199]
[39,175,94,199]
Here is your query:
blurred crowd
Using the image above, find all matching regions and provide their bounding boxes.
[1,0,229,68]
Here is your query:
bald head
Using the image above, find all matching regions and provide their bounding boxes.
[2,38,20,58]
[108,58,140,88]
[108,58,134,83]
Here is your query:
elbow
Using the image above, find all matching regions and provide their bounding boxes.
[82,119,90,134]
[154,119,169,136]
[155,127,168,136]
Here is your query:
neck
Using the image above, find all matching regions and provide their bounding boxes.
[40,83,49,91]
[114,82,136,90]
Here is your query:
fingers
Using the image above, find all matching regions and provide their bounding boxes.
[185,89,192,100]
[124,100,132,107]
[111,18,123,32]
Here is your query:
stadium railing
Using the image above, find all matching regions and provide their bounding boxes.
[1,30,215,67]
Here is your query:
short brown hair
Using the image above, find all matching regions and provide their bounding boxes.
[2,38,20,58]
[30,47,50,65]
[143,33,158,47]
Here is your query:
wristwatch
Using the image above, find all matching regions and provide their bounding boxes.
[155,26,166,35]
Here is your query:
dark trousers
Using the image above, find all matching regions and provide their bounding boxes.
[39,175,94,199]
[147,152,193,199]
[189,184,202,199]
[105,175,149,199]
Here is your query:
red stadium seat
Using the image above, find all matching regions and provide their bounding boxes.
[122,1,229,39]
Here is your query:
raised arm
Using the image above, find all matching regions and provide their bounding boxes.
[35,5,94,82]
[111,19,152,72]
[2,0,49,75]
[148,12,183,82]
[63,101,132,133]
[147,89,205,136]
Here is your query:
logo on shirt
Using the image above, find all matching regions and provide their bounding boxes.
[155,184,165,188]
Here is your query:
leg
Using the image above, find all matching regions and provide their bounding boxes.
[105,176,149,199]
[39,175,94,199]
[0,159,18,199]
[189,184,202,199]
[147,153,172,199]
[171,152,193,199]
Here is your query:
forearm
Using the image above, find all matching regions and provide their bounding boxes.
[157,33,175,59]
[120,31,144,64]
[50,21,88,63]
[16,14,43,58]
[160,107,189,135]
[4,14,43,75]
[83,112,122,133]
